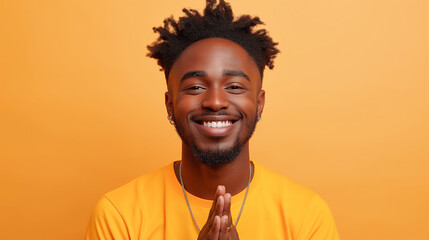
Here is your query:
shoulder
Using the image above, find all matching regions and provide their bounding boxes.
[255,162,333,214]
[104,163,172,210]
[254,162,340,239]
[95,163,172,219]
[254,162,316,202]
[85,196,130,239]
[85,164,173,239]
[104,164,169,204]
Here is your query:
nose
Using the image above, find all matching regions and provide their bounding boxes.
[201,87,229,111]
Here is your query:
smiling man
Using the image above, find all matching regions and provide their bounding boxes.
[85,1,340,239]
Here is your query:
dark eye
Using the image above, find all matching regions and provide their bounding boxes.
[226,84,246,94]
[228,85,242,90]
[189,86,202,90]
[184,85,205,95]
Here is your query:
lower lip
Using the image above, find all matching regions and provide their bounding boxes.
[193,122,236,137]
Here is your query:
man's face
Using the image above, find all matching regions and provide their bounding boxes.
[166,38,265,166]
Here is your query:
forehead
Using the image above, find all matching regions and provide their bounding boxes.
[168,38,261,88]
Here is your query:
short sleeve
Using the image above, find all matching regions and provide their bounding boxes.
[85,196,130,240]
[296,194,340,240]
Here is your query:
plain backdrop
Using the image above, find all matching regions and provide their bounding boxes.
[1,0,428,239]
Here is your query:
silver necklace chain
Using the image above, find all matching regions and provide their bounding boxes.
[179,161,252,232]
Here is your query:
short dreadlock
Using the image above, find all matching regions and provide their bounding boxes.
[147,0,280,81]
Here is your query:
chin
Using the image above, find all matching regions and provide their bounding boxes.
[191,140,243,167]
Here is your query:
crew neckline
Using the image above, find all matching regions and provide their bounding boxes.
[167,161,261,208]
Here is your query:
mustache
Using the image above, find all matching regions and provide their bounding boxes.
[190,111,243,120]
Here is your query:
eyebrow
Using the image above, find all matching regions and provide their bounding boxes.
[180,71,207,82]
[223,69,250,81]
[180,69,250,82]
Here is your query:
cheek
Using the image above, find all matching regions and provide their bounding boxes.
[230,95,258,116]
[174,95,200,117]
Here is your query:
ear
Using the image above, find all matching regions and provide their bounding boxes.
[165,91,173,117]
[257,89,265,118]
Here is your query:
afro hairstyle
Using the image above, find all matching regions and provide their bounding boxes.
[147,0,280,81]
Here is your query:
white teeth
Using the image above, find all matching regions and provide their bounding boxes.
[203,121,232,128]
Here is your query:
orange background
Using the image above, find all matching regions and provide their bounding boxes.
[1,0,428,239]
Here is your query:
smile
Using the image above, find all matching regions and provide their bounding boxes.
[202,121,233,128]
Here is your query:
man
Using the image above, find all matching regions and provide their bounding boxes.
[85,0,340,239]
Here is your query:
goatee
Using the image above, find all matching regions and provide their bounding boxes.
[191,140,243,167]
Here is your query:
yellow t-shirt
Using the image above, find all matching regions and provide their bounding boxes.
[85,162,340,239]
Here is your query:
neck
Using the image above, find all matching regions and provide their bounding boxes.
[174,142,253,200]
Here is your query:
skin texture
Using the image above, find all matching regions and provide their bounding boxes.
[165,38,265,239]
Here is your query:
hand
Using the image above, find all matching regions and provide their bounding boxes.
[197,185,240,240]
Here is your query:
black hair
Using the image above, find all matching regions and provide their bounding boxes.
[147,0,280,81]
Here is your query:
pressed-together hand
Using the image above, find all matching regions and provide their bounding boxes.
[197,185,240,240]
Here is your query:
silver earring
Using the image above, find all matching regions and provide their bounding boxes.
[257,115,262,121]
[168,115,174,125]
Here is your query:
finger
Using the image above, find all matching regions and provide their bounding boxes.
[207,194,224,227]
[208,215,221,240]
[218,215,229,240]
[216,195,225,217]
[208,185,225,217]
[223,193,232,225]
[223,193,240,239]
[200,193,225,238]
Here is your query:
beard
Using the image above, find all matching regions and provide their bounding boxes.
[191,139,243,167]
[172,111,258,167]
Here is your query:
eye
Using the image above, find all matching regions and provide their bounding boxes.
[184,85,205,94]
[188,86,202,90]
[226,84,246,94]
[227,85,243,90]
